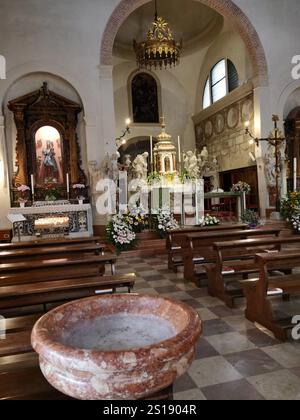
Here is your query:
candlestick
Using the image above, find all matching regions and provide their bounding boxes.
[30,174,34,196]
[294,158,297,192]
[178,136,181,163]
[150,136,153,166]
[66,173,70,194]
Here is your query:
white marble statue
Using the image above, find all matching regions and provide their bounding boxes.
[110,151,121,182]
[183,151,199,178]
[132,152,149,180]
[124,154,132,168]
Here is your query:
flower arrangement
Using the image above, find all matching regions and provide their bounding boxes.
[147,172,161,185]
[179,169,195,184]
[17,185,30,202]
[72,184,86,201]
[231,181,251,194]
[44,184,60,201]
[199,214,220,227]
[124,204,149,233]
[291,211,300,233]
[106,214,137,254]
[281,191,300,221]
[241,209,260,228]
[152,207,179,238]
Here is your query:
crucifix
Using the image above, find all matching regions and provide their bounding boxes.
[245,115,286,212]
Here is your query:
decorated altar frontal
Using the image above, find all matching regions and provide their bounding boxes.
[8,202,93,242]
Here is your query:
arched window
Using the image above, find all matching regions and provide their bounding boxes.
[131,73,159,123]
[202,59,239,109]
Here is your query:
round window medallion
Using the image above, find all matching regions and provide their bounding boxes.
[227,107,239,129]
[205,120,213,137]
[242,99,254,122]
[215,114,225,134]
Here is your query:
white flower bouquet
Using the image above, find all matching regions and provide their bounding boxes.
[153,207,179,238]
[199,214,220,227]
[106,214,137,254]
[231,181,251,194]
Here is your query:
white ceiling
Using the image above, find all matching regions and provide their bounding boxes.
[113,0,223,58]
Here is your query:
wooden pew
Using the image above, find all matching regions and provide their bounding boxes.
[0,243,105,263]
[241,251,300,341]
[183,228,281,284]
[0,273,136,311]
[0,253,118,287]
[0,236,102,250]
[166,224,247,272]
[206,236,300,307]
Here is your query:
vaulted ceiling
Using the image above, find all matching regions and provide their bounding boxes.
[113,0,224,58]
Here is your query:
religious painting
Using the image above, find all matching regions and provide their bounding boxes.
[35,126,64,186]
[131,73,159,124]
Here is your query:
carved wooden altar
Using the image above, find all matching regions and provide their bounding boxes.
[8,83,87,205]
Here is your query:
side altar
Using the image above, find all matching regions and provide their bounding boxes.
[8,202,93,242]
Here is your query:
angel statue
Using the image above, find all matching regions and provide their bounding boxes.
[183,151,199,178]
[132,152,149,180]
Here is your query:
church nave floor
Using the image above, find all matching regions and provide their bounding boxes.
[116,255,300,401]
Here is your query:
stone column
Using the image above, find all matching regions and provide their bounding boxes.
[99,65,117,155]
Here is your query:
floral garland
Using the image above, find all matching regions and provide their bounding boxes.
[231,181,251,194]
[152,207,179,238]
[106,214,137,254]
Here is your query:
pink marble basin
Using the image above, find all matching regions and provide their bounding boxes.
[31,294,202,400]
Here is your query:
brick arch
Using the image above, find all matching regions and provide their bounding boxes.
[100,0,268,87]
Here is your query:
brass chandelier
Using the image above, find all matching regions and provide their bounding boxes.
[133,0,182,70]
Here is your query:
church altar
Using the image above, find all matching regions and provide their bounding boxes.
[8,203,93,242]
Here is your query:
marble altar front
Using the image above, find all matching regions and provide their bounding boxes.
[8,203,93,242]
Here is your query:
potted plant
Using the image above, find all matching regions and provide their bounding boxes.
[241,209,260,229]
[72,184,86,204]
[44,185,60,201]
[17,185,30,207]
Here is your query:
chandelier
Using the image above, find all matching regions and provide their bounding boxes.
[133,0,182,70]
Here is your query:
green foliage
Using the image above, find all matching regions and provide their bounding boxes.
[241,209,260,227]
[281,191,300,221]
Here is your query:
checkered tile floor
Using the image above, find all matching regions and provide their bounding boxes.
[116,255,300,401]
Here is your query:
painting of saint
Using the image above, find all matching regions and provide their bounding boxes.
[35,126,64,185]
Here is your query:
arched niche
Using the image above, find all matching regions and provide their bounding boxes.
[130,72,160,124]
[8,82,87,204]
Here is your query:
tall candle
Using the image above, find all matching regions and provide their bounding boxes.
[30,174,34,195]
[150,136,153,165]
[178,136,182,163]
[294,158,297,192]
[66,173,70,194]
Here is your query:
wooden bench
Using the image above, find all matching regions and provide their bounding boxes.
[0,253,118,287]
[166,224,246,272]
[0,243,105,263]
[241,251,300,341]
[183,228,281,284]
[0,273,136,312]
[205,236,300,307]
[0,236,102,250]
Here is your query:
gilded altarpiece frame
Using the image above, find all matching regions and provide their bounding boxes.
[8,83,87,205]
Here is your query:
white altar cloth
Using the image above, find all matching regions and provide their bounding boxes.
[8,203,93,242]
